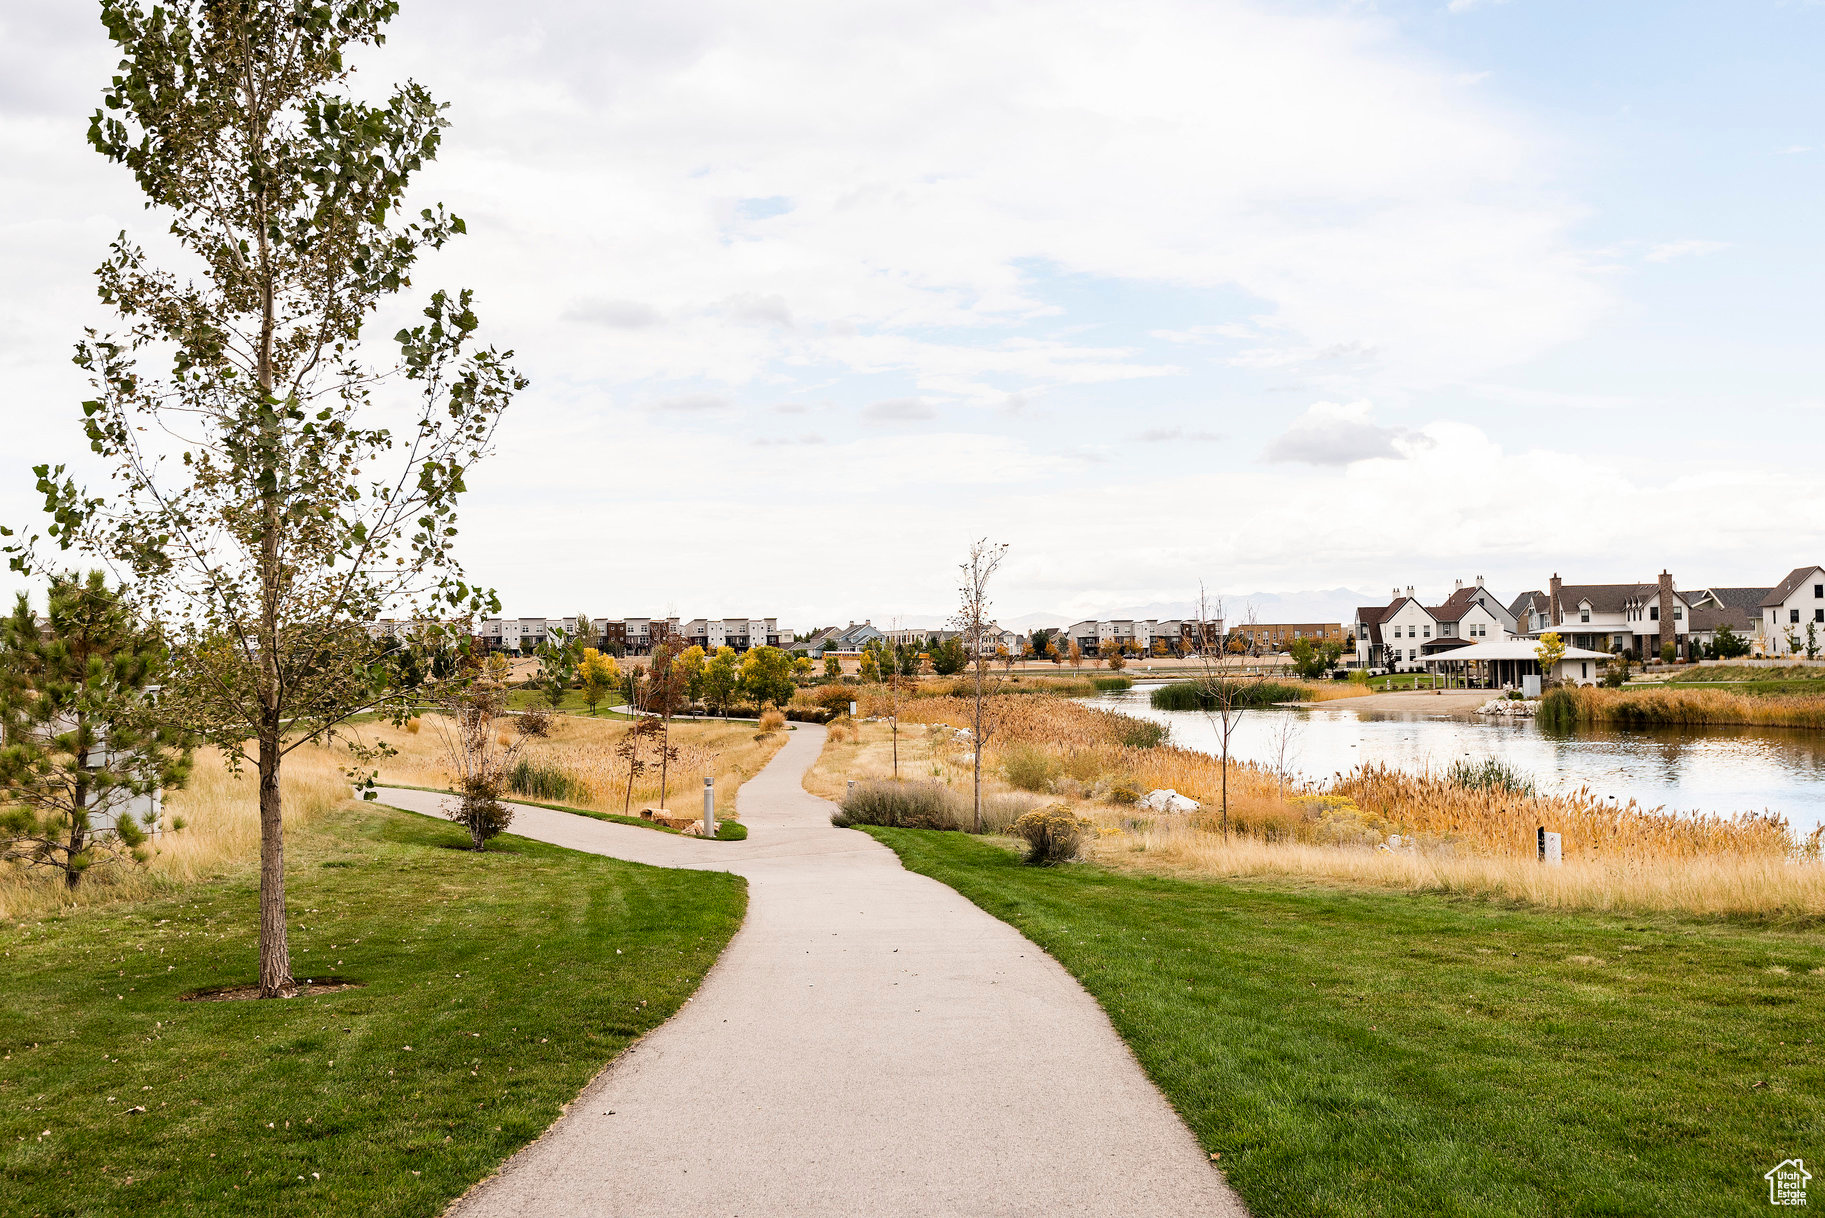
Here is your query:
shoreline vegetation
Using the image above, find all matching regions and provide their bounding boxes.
[1542,683,1825,730]
[1148,678,1370,709]
[814,688,1825,918]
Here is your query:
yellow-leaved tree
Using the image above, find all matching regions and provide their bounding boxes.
[578,648,621,716]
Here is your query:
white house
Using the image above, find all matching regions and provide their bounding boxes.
[1422,638,1611,688]
[1761,566,1825,656]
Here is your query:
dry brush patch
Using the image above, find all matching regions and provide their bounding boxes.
[353,711,786,819]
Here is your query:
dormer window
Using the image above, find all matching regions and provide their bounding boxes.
[1580,609,1590,623]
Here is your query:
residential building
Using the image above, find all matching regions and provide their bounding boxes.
[1511,572,1694,659]
[1760,566,1825,656]
[1354,578,1515,672]
[1228,621,1348,654]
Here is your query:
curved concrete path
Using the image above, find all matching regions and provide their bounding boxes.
[377,725,1247,1217]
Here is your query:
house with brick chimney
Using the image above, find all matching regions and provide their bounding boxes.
[1511,572,1699,659]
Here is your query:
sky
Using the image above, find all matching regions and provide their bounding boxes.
[2,0,1821,630]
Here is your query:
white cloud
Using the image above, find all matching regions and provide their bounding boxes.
[1264,400,1429,466]
[1644,239,1731,263]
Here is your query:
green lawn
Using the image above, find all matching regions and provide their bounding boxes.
[375,785,749,840]
[864,828,1824,1218]
[0,805,745,1216]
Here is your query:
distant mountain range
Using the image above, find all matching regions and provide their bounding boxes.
[882,589,1375,634]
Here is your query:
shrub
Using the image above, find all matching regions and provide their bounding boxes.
[1002,742,1061,792]
[979,792,1041,834]
[507,758,577,802]
[1112,716,1168,748]
[786,706,834,724]
[831,779,967,830]
[405,716,422,734]
[515,706,554,737]
[813,684,861,715]
[1108,777,1141,805]
[1091,675,1133,692]
[1444,758,1536,797]
[1009,805,1094,864]
[758,709,786,733]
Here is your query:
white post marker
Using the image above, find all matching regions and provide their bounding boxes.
[1537,826,1562,865]
[703,775,715,839]
[849,701,857,718]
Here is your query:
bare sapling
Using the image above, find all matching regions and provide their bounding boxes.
[952,539,1008,832]
[426,660,524,850]
[1192,588,1264,838]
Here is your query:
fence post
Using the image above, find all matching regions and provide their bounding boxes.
[703,776,715,838]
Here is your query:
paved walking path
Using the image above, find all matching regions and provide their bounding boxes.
[376,725,1247,1217]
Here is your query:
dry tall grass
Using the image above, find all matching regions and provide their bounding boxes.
[0,746,350,920]
[1088,819,1825,919]
[1564,684,1825,729]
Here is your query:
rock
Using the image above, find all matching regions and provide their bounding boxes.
[1138,788,1200,813]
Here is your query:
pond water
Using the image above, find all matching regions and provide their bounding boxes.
[1088,684,1825,833]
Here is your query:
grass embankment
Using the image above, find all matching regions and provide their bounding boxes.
[1545,684,1825,730]
[815,693,1823,917]
[0,804,744,1217]
[362,711,785,822]
[865,828,1825,1218]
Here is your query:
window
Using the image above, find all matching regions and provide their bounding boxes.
[1816,609,1823,624]
[1793,609,1802,624]
[1650,607,1659,621]
[1580,609,1590,623]
[1408,649,1416,661]
[1423,626,1432,638]
[1674,606,1683,620]
[1816,584,1823,598]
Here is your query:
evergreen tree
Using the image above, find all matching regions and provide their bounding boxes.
[0,573,190,889]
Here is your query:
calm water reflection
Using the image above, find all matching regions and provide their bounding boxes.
[1090,684,1825,832]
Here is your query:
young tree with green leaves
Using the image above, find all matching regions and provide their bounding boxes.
[822,653,843,680]
[701,646,739,715]
[738,645,795,708]
[534,625,580,712]
[0,572,192,889]
[3,3,521,996]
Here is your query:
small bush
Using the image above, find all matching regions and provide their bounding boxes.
[1108,777,1141,805]
[758,708,786,733]
[507,759,576,802]
[1010,805,1094,865]
[1002,742,1061,792]
[813,684,861,714]
[786,706,833,724]
[405,717,422,734]
[516,707,554,737]
[831,779,967,830]
[1444,758,1536,797]
[1112,716,1168,748]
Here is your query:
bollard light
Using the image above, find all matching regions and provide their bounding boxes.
[703,775,716,839]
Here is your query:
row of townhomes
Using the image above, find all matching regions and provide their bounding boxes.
[368,616,797,656]
[1060,618,1227,657]
[1354,565,1825,681]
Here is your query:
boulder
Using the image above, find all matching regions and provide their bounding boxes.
[1138,788,1200,813]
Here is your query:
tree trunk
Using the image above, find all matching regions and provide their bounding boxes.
[67,735,89,890]
[257,727,292,996]
[972,666,983,833]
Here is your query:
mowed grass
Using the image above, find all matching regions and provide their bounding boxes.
[0,805,745,1217]
[863,827,1825,1218]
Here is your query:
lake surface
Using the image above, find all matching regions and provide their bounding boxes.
[1089,684,1825,833]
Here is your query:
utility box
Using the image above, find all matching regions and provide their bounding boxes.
[1537,827,1562,865]
[1522,674,1542,698]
